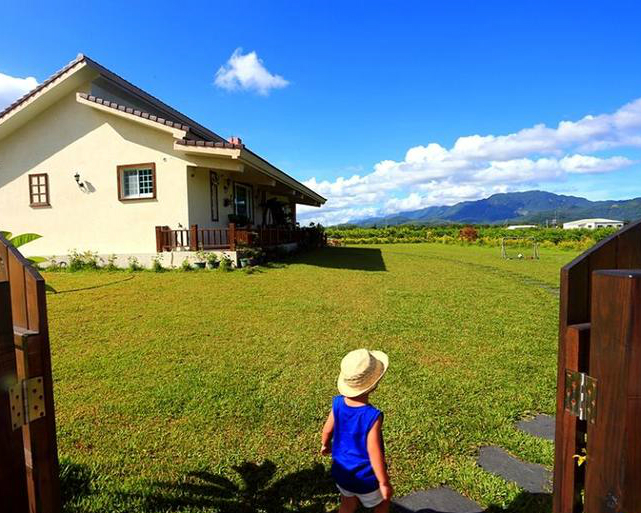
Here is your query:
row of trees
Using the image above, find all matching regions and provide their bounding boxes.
[325,224,620,250]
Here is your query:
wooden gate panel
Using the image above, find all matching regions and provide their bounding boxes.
[555,219,641,513]
[586,270,641,512]
[615,224,641,268]
[0,235,61,513]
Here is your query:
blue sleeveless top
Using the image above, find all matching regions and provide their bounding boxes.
[331,395,383,494]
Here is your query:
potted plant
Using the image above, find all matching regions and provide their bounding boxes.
[248,247,264,266]
[194,249,207,269]
[219,255,233,272]
[235,242,250,268]
[238,255,251,268]
[206,252,219,269]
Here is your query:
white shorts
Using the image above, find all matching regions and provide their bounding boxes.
[336,484,384,508]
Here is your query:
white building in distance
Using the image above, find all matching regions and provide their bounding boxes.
[506,224,538,230]
[563,218,624,230]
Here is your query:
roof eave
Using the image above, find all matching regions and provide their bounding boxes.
[238,148,326,206]
[83,55,227,144]
[78,93,188,139]
[0,58,98,141]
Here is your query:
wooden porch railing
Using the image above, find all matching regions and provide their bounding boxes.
[155,224,312,252]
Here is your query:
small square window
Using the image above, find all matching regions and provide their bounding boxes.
[118,163,156,200]
[29,173,50,207]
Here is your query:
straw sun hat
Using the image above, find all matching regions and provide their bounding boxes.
[337,349,389,398]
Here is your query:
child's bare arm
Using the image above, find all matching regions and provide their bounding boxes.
[321,409,334,455]
[367,416,393,500]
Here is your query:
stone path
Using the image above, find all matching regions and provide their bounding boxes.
[391,414,555,512]
[393,487,483,513]
[516,414,555,441]
[477,446,552,494]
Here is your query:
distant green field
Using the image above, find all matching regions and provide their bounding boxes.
[45,244,578,512]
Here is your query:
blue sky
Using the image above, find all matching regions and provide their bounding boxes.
[1,1,640,224]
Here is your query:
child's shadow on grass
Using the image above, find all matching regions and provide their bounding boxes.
[123,460,337,513]
[61,459,552,513]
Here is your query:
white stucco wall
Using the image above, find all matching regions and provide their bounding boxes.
[0,82,308,259]
[0,86,196,257]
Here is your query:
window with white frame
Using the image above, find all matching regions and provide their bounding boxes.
[118,163,156,200]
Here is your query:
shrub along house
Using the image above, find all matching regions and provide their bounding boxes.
[0,54,325,265]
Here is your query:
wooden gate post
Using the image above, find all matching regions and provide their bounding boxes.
[585,270,641,512]
[0,257,30,512]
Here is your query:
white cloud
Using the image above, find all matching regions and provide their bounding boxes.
[299,98,641,225]
[214,48,289,95]
[0,72,38,111]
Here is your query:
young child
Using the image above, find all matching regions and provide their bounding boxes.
[321,348,392,512]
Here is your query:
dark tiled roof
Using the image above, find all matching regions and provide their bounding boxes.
[0,53,86,120]
[78,93,190,131]
[175,139,244,149]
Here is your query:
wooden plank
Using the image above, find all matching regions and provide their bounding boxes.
[0,280,29,512]
[616,223,641,269]
[24,273,60,513]
[0,238,8,282]
[553,323,589,513]
[586,237,618,324]
[8,251,28,329]
[625,397,641,510]
[585,270,641,512]
[623,271,641,511]
[561,258,590,327]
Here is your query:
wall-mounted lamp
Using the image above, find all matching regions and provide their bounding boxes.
[74,172,85,188]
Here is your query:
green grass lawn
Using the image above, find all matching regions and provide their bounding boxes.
[45,244,577,512]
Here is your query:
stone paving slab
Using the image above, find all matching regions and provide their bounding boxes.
[393,487,483,513]
[516,414,555,441]
[477,446,552,494]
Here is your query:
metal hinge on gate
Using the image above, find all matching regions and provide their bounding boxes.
[564,370,597,424]
[9,377,46,431]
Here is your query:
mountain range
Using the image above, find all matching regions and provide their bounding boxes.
[347,191,641,227]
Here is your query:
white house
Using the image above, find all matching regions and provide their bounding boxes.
[0,54,326,264]
[563,218,624,230]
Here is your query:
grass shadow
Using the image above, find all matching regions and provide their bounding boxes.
[60,459,96,510]
[50,274,135,294]
[120,460,337,513]
[60,458,551,513]
[288,247,387,272]
[484,491,551,513]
